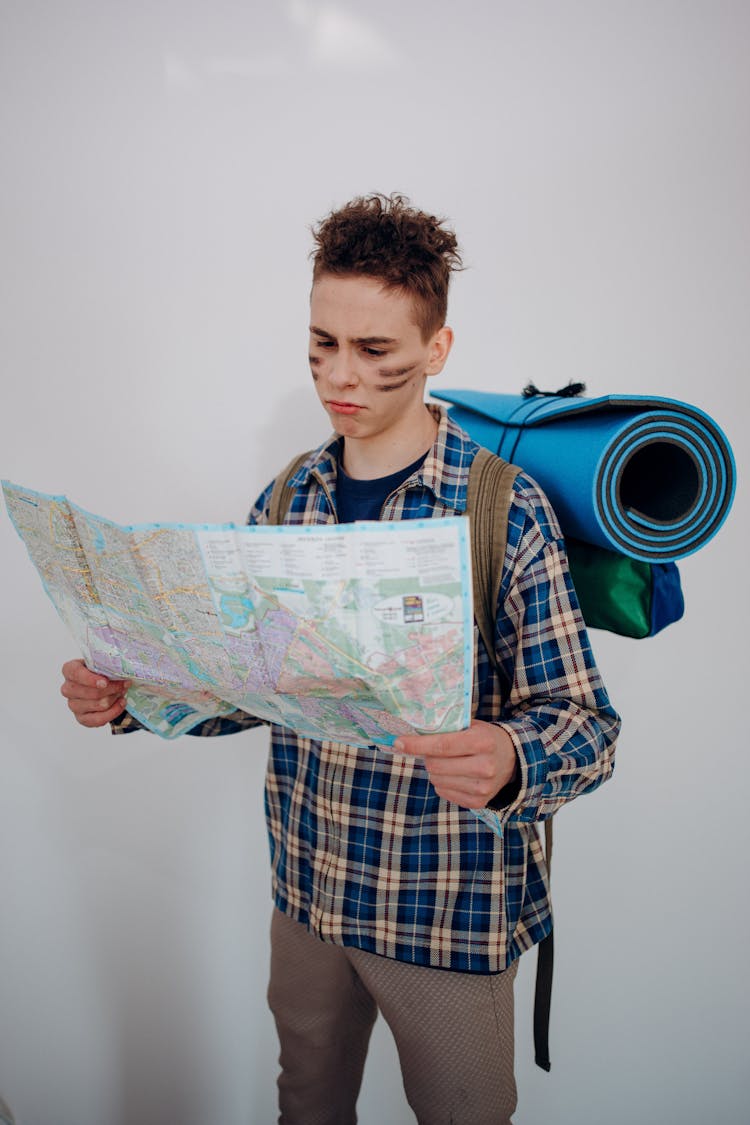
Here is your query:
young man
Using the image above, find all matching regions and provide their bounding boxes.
[61,194,620,1124]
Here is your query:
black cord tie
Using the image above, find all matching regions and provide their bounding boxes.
[522,381,587,399]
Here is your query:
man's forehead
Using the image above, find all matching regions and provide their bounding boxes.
[309,274,421,334]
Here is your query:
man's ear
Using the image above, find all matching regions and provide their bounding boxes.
[425,326,454,377]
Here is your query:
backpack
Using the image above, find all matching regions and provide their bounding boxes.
[268,446,555,1071]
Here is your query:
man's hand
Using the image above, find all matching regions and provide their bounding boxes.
[60,659,131,728]
[393,720,519,810]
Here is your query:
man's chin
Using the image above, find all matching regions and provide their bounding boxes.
[328,413,365,437]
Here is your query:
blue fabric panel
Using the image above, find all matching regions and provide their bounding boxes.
[649,563,685,636]
[433,390,736,563]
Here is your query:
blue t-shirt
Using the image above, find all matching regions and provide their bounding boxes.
[336,451,428,523]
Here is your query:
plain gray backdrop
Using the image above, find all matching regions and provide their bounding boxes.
[0,2,747,1123]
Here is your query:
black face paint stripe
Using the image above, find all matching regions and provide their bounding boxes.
[376,363,418,379]
[375,378,410,392]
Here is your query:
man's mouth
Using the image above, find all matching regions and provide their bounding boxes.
[327,401,363,415]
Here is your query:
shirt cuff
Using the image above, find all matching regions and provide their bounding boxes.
[477,723,530,828]
[487,760,522,809]
[110,711,143,735]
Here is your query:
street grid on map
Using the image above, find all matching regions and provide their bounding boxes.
[3,481,474,746]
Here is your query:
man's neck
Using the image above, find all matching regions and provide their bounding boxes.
[339,405,438,480]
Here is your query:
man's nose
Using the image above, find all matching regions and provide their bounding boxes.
[328,351,359,388]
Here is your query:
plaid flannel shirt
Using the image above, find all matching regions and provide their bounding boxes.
[114,406,620,971]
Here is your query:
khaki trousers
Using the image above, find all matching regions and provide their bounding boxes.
[268,908,518,1125]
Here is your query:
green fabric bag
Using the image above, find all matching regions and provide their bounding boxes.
[565,538,685,638]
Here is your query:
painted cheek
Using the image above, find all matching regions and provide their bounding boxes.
[375,378,410,393]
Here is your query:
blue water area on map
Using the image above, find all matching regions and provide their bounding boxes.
[182,656,218,686]
[88,519,107,553]
[219,592,253,629]
[164,702,198,726]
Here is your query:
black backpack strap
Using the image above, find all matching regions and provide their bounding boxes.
[267,452,311,525]
[533,817,555,1070]
[466,447,555,1072]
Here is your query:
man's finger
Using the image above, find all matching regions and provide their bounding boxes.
[71,698,128,727]
[62,659,131,691]
[431,769,504,804]
[427,757,498,782]
[435,793,486,810]
[62,659,130,691]
[62,659,102,686]
[61,680,120,702]
[67,693,126,716]
[394,731,478,759]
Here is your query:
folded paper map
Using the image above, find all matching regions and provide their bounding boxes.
[3,482,474,746]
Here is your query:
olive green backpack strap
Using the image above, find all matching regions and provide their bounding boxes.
[267,452,311,525]
[466,447,555,1073]
[466,447,520,662]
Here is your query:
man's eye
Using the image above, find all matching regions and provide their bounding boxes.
[363,347,385,357]
[317,340,335,349]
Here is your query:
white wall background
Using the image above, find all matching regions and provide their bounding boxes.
[1,2,748,1123]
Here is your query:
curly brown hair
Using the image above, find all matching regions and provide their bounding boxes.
[311,193,463,340]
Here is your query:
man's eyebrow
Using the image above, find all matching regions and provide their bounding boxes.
[353,335,399,346]
[309,326,399,346]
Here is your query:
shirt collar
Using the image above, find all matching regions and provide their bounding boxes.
[289,404,479,512]
[419,403,479,511]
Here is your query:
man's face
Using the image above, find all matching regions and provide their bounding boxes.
[308,273,451,446]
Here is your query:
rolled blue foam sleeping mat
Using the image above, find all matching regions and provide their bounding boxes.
[432,390,736,562]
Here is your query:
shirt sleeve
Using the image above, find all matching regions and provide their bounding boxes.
[247,480,274,526]
[473,474,621,832]
[110,710,264,736]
